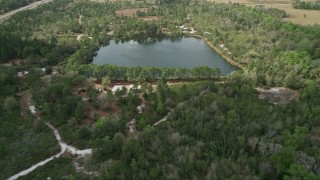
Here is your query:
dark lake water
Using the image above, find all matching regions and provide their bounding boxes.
[93,37,237,75]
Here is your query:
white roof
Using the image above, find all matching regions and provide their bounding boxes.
[132,85,141,89]
[112,85,125,92]
[112,85,141,92]
[29,106,36,114]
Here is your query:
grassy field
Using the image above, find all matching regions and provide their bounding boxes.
[88,0,319,25]
[90,0,156,3]
[212,0,320,26]
[115,8,159,21]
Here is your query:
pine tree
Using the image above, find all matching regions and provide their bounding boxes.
[75,100,84,120]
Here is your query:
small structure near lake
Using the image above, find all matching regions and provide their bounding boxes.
[178,25,196,34]
[112,85,141,93]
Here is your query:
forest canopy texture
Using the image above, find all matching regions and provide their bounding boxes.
[1,0,320,179]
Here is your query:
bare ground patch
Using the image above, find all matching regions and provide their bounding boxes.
[139,16,159,21]
[115,8,148,17]
[256,87,299,105]
[73,87,120,125]
[0,59,23,66]
[18,90,41,118]
[115,8,159,21]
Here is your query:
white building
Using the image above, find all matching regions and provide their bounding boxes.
[112,85,141,93]
[112,85,125,92]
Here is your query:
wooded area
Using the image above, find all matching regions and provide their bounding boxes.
[1,0,320,179]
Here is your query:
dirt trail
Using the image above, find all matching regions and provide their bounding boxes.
[19,90,38,118]
[154,111,172,126]
[13,89,96,179]
[0,0,53,21]
[153,89,208,126]
[7,123,93,180]
[77,34,84,41]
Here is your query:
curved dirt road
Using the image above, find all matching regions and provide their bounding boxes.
[0,0,53,21]
[7,122,92,180]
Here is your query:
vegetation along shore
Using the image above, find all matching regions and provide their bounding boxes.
[191,34,244,70]
[1,0,320,179]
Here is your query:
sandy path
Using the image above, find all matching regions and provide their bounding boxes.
[153,111,172,126]
[77,34,84,41]
[0,0,53,21]
[7,123,92,180]
[153,89,208,126]
[19,90,37,118]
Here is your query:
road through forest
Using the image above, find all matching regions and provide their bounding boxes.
[7,123,93,180]
[0,0,53,21]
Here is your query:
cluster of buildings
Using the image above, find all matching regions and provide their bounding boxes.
[178,25,197,34]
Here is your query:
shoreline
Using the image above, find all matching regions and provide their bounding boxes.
[189,34,244,70]
[104,33,243,70]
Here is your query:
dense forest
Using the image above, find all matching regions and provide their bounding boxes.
[1,0,320,179]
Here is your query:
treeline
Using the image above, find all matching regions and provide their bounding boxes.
[292,0,320,10]
[113,18,164,38]
[0,0,40,14]
[0,31,71,65]
[64,37,221,81]
[248,50,320,89]
[255,5,288,18]
[75,64,221,81]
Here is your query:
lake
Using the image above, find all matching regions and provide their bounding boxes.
[93,37,237,75]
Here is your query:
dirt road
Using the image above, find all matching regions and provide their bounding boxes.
[153,89,208,126]
[0,0,53,21]
[7,123,93,180]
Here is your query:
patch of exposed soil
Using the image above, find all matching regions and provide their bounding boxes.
[115,8,159,21]
[256,87,299,105]
[19,90,41,118]
[73,88,120,124]
[0,59,22,66]
[139,16,159,21]
[115,8,148,17]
